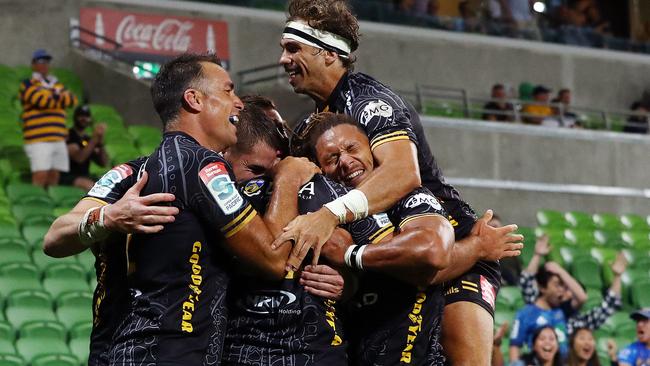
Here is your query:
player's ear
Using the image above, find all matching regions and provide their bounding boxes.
[323,50,339,66]
[183,88,203,113]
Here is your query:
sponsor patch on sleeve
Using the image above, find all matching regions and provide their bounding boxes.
[404,193,443,211]
[360,100,394,126]
[199,162,244,215]
[88,164,134,198]
[373,213,391,228]
[480,275,496,311]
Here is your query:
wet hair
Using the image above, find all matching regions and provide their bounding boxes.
[150,53,221,128]
[231,102,289,157]
[291,111,364,162]
[287,0,360,69]
[567,328,601,366]
[240,95,277,111]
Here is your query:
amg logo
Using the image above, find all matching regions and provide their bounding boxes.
[360,100,393,125]
[242,290,297,315]
[445,286,459,295]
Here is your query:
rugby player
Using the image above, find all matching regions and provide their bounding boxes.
[273,1,523,364]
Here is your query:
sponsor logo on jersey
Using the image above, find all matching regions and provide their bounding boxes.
[405,193,442,211]
[373,213,391,227]
[360,100,393,126]
[240,290,298,315]
[243,179,266,197]
[536,315,549,327]
[480,275,496,310]
[298,181,315,200]
[88,163,134,198]
[199,162,244,215]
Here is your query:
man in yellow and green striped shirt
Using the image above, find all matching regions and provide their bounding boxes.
[19,49,77,187]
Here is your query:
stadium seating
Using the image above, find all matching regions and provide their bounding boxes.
[15,321,70,364]
[55,291,93,330]
[68,322,91,364]
[5,290,56,329]
[42,264,90,299]
[0,322,16,356]
[0,263,42,297]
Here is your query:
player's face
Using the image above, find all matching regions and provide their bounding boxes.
[314,124,373,188]
[198,62,243,149]
[572,329,595,361]
[32,60,49,76]
[637,318,650,344]
[224,141,280,184]
[279,39,326,95]
[533,328,558,363]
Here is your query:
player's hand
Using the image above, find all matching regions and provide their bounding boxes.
[534,235,551,256]
[611,251,628,276]
[103,172,179,234]
[494,321,509,345]
[271,207,339,271]
[94,123,107,137]
[270,156,320,187]
[472,210,523,261]
[606,339,618,360]
[300,264,344,300]
[319,228,354,267]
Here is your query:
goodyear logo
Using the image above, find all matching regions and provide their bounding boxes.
[181,241,203,333]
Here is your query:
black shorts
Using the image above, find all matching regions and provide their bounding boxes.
[442,271,500,317]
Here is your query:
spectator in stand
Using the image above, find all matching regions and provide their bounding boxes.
[623,101,649,134]
[618,308,650,366]
[458,1,482,32]
[501,0,539,38]
[515,325,564,366]
[515,236,626,360]
[483,83,515,122]
[19,49,77,187]
[522,85,555,125]
[567,327,601,366]
[554,88,581,128]
[59,105,109,191]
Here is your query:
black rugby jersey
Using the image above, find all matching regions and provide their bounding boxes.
[109,132,257,366]
[294,72,500,286]
[223,174,392,366]
[346,187,447,366]
[83,157,147,366]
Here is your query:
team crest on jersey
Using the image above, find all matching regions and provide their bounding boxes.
[360,100,393,126]
[405,193,442,211]
[243,179,266,197]
[240,290,298,315]
[88,164,134,198]
[199,162,244,215]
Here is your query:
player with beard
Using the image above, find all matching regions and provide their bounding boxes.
[273,1,522,364]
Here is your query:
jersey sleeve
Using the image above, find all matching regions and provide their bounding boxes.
[617,344,636,365]
[194,156,257,239]
[349,94,418,151]
[84,157,147,204]
[508,308,528,347]
[389,187,448,229]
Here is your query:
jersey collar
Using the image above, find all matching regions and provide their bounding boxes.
[317,72,350,113]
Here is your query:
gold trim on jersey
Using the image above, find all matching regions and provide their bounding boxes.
[370,130,410,151]
[461,280,479,293]
[221,204,257,238]
[399,213,444,229]
[369,224,395,244]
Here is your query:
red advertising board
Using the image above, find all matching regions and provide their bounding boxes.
[79,7,229,63]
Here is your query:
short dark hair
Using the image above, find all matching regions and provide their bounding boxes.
[535,266,560,289]
[492,83,504,91]
[287,0,360,70]
[231,102,289,157]
[240,95,277,111]
[292,111,364,161]
[150,53,221,127]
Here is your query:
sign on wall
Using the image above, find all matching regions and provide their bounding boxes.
[79,7,230,67]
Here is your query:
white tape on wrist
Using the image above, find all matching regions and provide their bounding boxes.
[344,245,357,268]
[78,205,109,246]
[324,199,347,224]
[342,189,369,222]
[355,244,366,270]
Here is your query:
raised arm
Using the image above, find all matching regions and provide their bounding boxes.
[545,261,588,309]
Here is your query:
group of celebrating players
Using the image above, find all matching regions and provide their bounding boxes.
[43,0,524,365]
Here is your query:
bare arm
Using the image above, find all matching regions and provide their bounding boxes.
[545,261,587,309]
[43,172,178,257]
[509,346,521,364]
[523,235,550,275]
[609,252,628,296]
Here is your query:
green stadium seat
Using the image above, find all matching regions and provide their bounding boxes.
[564,229,596,247]
[564,211,596,230]
[5,290,55,329]
[0,354,24,366]
[590,247,618,266]
[31,354,80,366]
[43,264,90,300]
[14,195,54,206]
[0,214,16,226]
[0,263,42,297]
[11,204,54,225]
[75,249,95,273]
[556,246,590,269]
[128,124,161,141]
[621,231,650,249]
[593,213,624,231]
[517,227,537,266]
[620,269,650,306]
[494,310,514,328]
[5,183,47,203]
[22,222,53,248]
[0,224,22,240]
[621,248,650,268]
[47,186,85,206]
[68,322,91,365]
[601,312,631,335]
[0,322,16,356]
[31,247,79,270]
[0,243,31,266]
[572,257,603,290]
[593,230,625,248]
[536,210,569,228]
[496,286,524,311]
[620,214,650,232]
[583,288,603,310]
[55,291,93,330]
[631,282,650,308]
[535,227,568,247]
[15,321,69,364]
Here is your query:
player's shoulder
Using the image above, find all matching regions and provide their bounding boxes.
[393,187,444,213]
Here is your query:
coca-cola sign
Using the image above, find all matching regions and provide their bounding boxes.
[79,7,229,60]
